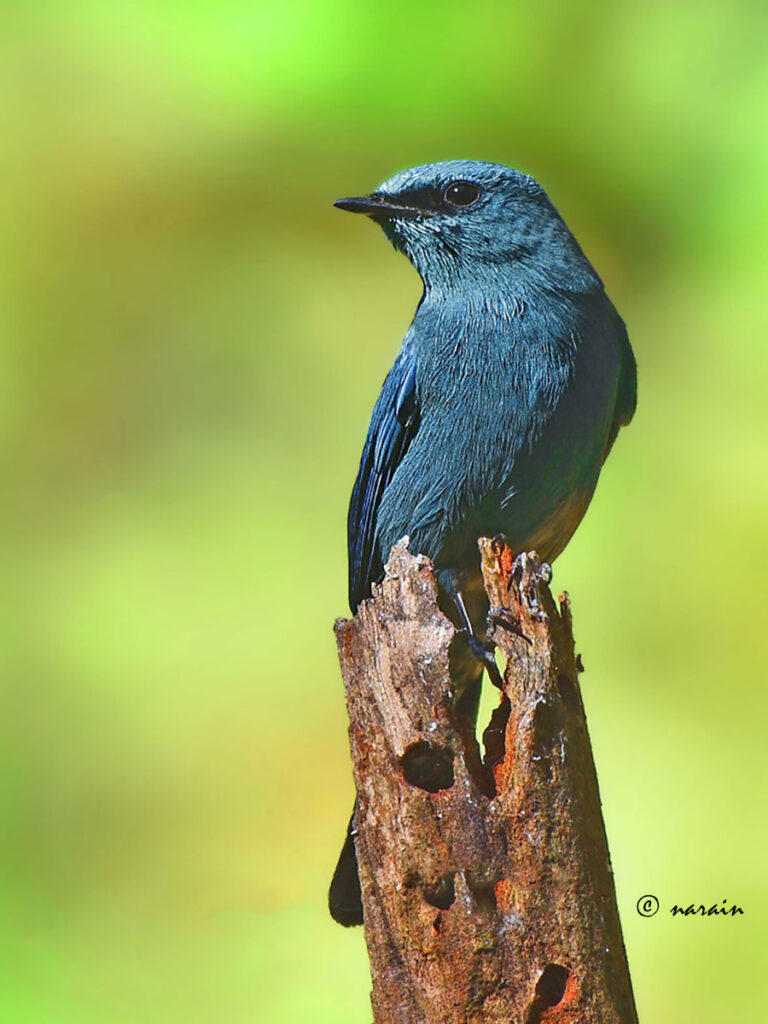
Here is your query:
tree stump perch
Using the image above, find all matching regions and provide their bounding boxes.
[335,536,638,1024]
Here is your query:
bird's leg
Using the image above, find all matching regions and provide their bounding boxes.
[453,590,505,690]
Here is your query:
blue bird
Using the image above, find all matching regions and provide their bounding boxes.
[328,160,636,926]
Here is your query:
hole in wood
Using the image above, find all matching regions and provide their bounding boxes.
[536,963,569,1006]
[482,693,511,770]
[422,872,456,910]
[399,740,455,792]
[465,874,497,913]
[525,964,570,1024]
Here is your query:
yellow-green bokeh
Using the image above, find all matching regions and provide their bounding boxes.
[2,2,767,1020]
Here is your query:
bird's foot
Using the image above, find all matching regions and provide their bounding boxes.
[487,606,532,646]
[466,631,504,690]
[503,555,552,623]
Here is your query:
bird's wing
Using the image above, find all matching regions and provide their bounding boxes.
[604,315,637,456]
[348,349,419,611]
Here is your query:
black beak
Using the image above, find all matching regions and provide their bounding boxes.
[334,194,425,220]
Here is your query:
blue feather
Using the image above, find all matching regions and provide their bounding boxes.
[342,161,636,611]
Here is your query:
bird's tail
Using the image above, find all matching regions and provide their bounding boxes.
[328,806,363,927]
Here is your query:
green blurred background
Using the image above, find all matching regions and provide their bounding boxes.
[2,1,767,1020]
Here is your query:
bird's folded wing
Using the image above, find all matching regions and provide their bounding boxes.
[347,349,419,611]
[604,315,637,457]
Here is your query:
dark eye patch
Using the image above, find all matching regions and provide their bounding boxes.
[376,186,445,214]
[372,181,483,217]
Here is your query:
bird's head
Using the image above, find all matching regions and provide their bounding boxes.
[335,160,601,295]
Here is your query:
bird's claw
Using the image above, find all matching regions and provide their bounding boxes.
[487,606,532,646]
[466,632,504,690]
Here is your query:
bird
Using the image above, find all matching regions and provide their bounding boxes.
[328,160,637,926]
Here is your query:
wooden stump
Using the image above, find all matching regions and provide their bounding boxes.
[335,537,638,1024]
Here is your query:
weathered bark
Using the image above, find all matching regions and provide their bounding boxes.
[335,536,638,1024]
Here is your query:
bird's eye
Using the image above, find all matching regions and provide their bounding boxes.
[443,181,481,207]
